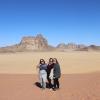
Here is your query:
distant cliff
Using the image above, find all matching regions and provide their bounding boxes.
[0,34,52,52]
[19,34,48,50]
[56,43,86,51]
[0,34,100,53]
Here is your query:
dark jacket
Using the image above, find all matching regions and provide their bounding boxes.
[53,63,61,78]
[47,63,54,75]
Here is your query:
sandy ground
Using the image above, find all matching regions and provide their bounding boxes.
[0,73,100,100]
[0,52,100,74]
[0,52,100,100]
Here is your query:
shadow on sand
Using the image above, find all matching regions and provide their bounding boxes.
[34,82,50,89]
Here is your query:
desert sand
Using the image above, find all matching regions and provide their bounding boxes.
[0,73,100,100]
[0,52,100,100]
[0,51,100,74]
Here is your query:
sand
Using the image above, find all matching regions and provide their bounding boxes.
[0,73,100,100]
[0,51,100,74]
[0,51,100,100]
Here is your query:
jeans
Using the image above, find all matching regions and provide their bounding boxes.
[39,70,47,88]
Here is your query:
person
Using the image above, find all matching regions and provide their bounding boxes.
[53,58,61,91]
[47,58,54,89]
[37,59,47,89]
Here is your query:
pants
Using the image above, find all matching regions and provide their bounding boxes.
[39,70,47,88]
[47,72,52,88]
[53,78,60,89]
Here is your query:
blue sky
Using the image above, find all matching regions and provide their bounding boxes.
[0,0,100,47]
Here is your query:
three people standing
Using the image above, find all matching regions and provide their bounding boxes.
[37,58,61,91]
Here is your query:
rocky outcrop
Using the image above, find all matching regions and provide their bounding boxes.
[57,43,67,49]
[0,34,50,52]
[19,34,48,50]
[67,43,79,49]
[57,43,86,50]
[88,45,100,51]
[0,34,100,52]
[75,45,100,51]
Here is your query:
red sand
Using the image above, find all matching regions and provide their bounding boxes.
[0,73,100,100]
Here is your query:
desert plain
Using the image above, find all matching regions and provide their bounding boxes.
[0,51,100,100]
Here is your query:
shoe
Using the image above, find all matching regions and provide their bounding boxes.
[53,88,56,91]
[56,87,60,90]
[41,87,45,90]
[49,88,52,91]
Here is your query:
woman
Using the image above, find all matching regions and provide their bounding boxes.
[53,58,61,91]
[47,58,54,89]
[37,59,47,89]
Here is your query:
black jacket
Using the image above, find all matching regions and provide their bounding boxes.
[47,63,54,75]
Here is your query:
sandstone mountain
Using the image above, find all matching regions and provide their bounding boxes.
[19,34,48,50]
[56,43,100,51]
[0,34,100,52]
[57,43,86,51]
[0,34,54,52]
[74,45,100,51]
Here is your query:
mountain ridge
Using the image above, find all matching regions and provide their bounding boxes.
[0,34,100,52]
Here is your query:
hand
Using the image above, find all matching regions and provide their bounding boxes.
[49,75,53,80]
[53,76,55,79]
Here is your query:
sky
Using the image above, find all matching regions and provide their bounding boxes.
[0,0,100,47]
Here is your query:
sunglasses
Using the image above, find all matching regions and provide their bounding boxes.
[41,60,44,62]
[49,61,53,62]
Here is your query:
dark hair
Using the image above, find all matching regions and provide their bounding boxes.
[49,58,54,62]
[40,59,45,64]
[53,58,59,65]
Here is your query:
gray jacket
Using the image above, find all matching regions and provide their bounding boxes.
[53,63,61,78]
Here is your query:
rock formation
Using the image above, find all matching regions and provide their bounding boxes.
[19,34,48,50]
[57,43,86,50]
[0,34,100,52]
[0,34,50,52]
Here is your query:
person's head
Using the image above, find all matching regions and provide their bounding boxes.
[49,58,54,64]
[40,59,45,65]
[53,58,59,64]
